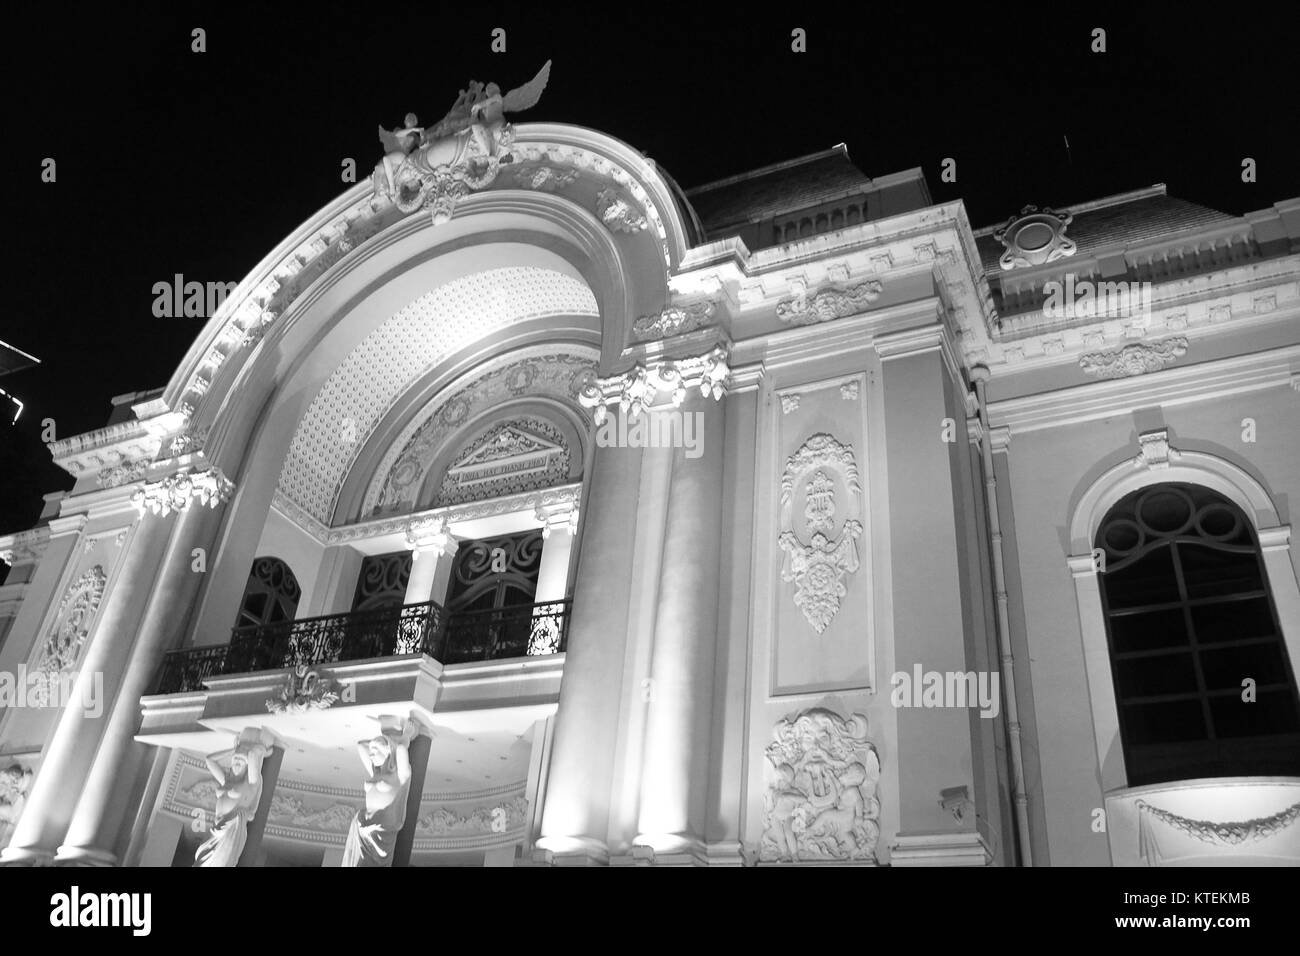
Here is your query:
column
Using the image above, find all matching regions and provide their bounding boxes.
[50,495,231,865]
[321,846,346,867]
[534,435,647,864]
[1,503,182,865]
[135,816,185,868]
[403,527,458,658]
[237,730,284,867]
[403,521,459,606]
[633,392,725,861]
[121,746,173,867]
[531,505,577,654]
[390,721,432,867]
[483,845,515,866]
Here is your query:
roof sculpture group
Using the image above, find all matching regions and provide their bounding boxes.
[374,61,552,225]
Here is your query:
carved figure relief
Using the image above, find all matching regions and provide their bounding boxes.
[777,435,864,634]
[760,709,881,862]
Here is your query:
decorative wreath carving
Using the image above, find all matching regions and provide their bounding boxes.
[777,435,864,633]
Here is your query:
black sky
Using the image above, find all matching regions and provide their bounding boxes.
[2,3,1297,535]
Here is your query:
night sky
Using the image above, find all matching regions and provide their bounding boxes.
[2,4,1296,536]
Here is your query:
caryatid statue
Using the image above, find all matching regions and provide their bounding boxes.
[195,729,276,867]
[340,716,418,867]
[373,61,551,224]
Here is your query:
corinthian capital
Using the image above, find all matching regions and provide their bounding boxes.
[131,468,234,517]
[577,346,730,423]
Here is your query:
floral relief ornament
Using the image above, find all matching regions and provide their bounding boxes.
[776,280,883,326]
[30,566,108,699]
[266,665,341,715]
[777,434,864,634]
[1078,337,1188,379]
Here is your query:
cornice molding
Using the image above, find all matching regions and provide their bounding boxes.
[988,343,1300,434]
[272,482,583,548]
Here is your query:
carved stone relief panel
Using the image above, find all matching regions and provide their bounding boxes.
[32,565,107,679]
[778,435,863,634]
[759,708,881,863]
[770,374,874,698]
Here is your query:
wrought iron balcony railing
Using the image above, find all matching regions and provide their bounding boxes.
[153,598,572,695]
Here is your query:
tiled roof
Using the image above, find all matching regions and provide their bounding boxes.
[975,187,1236,273]
[684,146,873,232]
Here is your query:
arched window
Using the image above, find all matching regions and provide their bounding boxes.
[233,557,301,630]
[1095,482,1300,785]
[350,551,412,611]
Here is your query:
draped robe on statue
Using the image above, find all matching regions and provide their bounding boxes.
[342,774,410,867]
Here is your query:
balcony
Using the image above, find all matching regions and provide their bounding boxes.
[154,598,573,695]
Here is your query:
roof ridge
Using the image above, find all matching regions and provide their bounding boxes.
[684,144,856,195]
[1061,184,1168,216]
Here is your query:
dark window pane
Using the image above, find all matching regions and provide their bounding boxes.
[1109,607,1188,654]
[1191,597,1276,644]
[1179,544,1262,599]
[1122,699,1206,745]
[1115,651,1199,699]
[1200,642,1289,690]
[1105,547,1181,609]
[1210,690,1300,738]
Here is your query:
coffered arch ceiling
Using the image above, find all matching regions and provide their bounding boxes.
[276,261,598,524]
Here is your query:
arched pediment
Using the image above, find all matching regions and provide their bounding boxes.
[158,122,695,471]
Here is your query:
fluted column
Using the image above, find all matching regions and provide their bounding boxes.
[1,510,175,865]
[51,491,231,865]
[633,392,725,861]
[535,436,646,864]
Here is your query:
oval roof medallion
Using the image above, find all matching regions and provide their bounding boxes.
[994,205,1076,270]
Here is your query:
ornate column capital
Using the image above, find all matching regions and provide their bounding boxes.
[535,502,579,539]
[404,516,458,559]
[130,467,234,518]
[578,346,730,423]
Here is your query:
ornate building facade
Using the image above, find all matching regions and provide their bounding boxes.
[2,83,1299,866]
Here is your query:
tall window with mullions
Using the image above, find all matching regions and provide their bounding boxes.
[1096,482,1300,786]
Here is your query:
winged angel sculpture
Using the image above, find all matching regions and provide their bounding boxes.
[374,61,551,225]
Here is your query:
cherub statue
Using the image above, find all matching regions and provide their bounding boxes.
[341,715,417,867]
[375,112,425,198]
[423,60,550,159]
[194,732,274,867]
[372,62,552,221]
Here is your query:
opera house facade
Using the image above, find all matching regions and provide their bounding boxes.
[2,74,1298,866]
